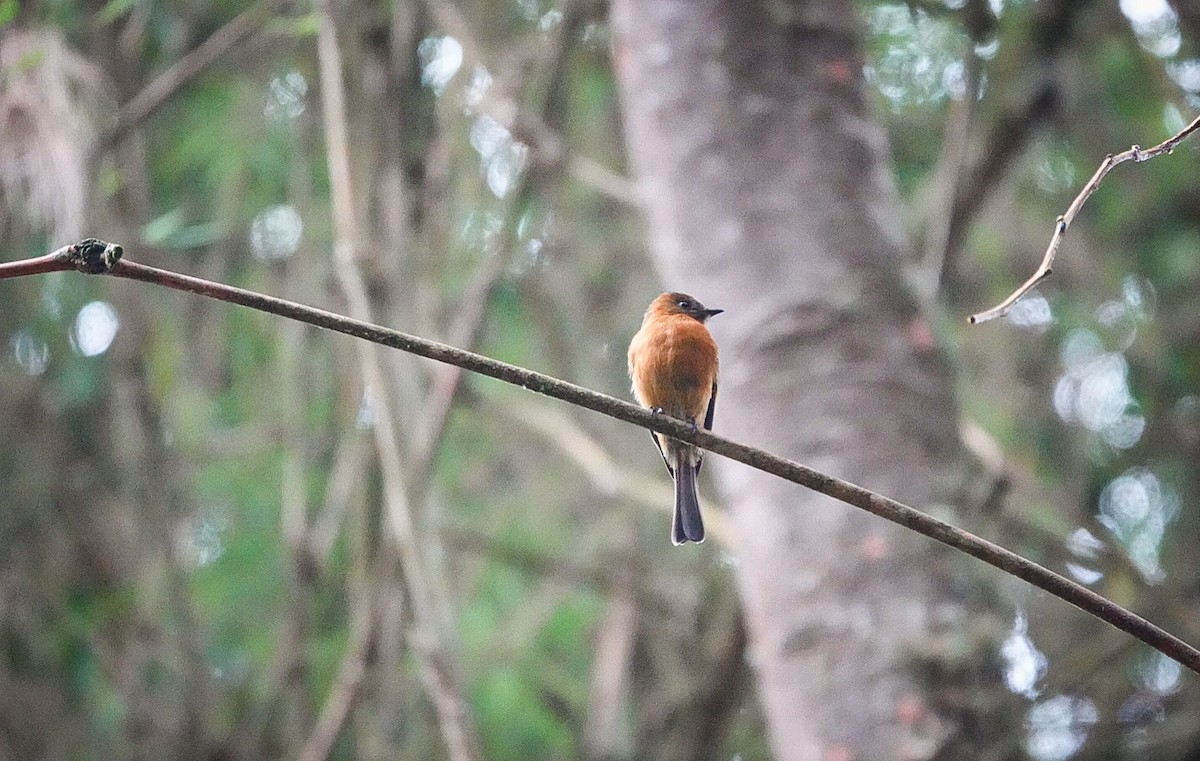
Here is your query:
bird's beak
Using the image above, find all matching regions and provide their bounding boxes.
[701,308,724,318]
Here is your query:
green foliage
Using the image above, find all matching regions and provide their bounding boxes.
[192,447,288,675]
[141,209,226,250]
[96,0,134,25]
[463,563,600,760]
[0,0,19,28]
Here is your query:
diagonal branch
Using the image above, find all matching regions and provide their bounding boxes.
[970,111,1200,324]
[3,239,1200,676]
[295,607,375,761]
[106,0,280,147]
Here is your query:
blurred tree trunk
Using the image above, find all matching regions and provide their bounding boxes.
[611,0,1022,758]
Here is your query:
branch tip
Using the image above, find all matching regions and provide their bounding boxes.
[971,115,1200,326]
[67,239,124,274]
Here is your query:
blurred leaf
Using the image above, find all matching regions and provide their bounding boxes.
[0,0,19,28]
[97,0,135,25]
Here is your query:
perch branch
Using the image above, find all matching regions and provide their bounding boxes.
[970,111,1200,324]
[3,239,1200,676]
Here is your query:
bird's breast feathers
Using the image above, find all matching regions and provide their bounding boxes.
[629,317,718,417]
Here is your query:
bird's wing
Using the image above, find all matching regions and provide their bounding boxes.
[696,379,717,474]
[650,430,673,476]
[703,379,717,431]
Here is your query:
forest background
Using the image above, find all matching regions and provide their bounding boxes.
[2,0,1200,759]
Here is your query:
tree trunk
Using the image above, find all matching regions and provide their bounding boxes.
[611,0,1019,758]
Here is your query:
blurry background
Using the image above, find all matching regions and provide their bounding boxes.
[1,0,1199,759]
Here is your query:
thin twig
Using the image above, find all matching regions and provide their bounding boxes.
[277,315,309,552]
[567,155,641,207]
[312,3,480,759]
[106,0,279,146]
[970,111,1200,324]
[295,609,375,761]
[425,0,639,208]
[919,45,980,301]
[307,428,370,565]
[408,220,509,477]
[486,396,735,542]
[3,239,1198,675]
[409,0,592,480]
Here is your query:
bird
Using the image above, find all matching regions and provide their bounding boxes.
[627,292,722,545]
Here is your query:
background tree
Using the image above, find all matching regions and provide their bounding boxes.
[1,0,1198,759]
[611,0,1021,757]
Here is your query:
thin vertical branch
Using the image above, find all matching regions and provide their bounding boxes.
[408,239,508,476]
[311,3,480,760]
[583,566,636,757]
[919,47,982,300]
[409,0,593,482]
[295,610,375,761]
[278,318,309,551]
[307,427,371,565]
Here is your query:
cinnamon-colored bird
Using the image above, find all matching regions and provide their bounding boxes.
[628,292,722,545]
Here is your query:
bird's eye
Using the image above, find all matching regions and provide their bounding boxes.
[677,299,691,309]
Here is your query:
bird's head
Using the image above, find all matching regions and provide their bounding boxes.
[651,292,724,323]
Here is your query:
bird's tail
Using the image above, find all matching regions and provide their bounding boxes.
[672,447,705,545]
